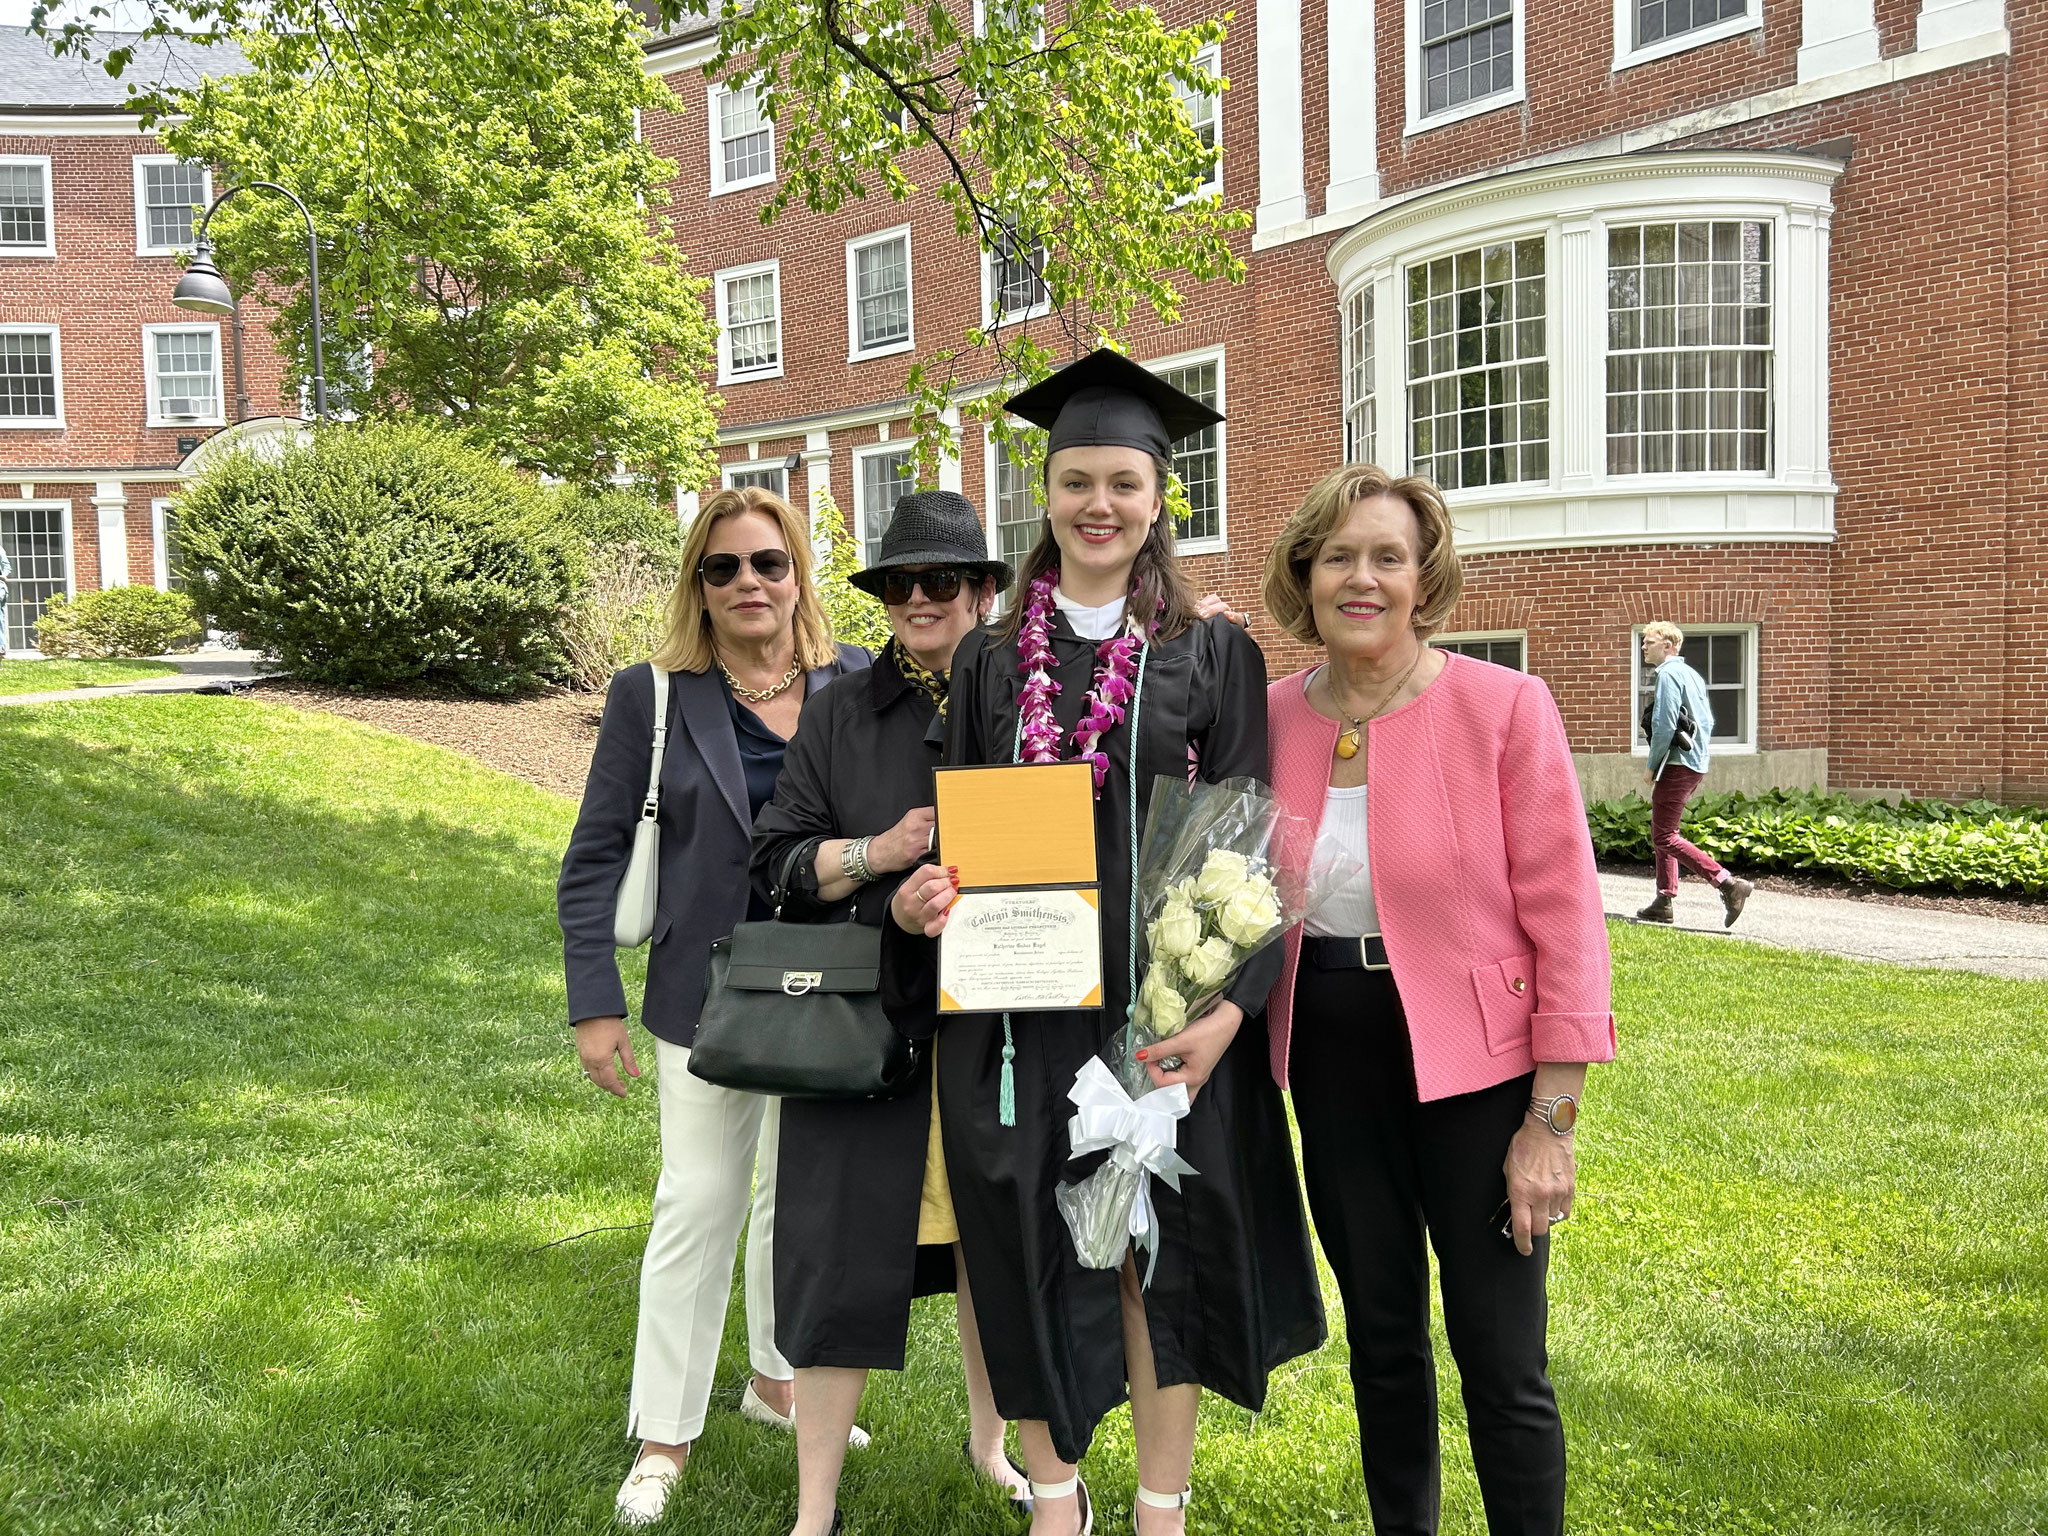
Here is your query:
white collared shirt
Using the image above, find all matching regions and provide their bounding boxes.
[1053,587,1128,642]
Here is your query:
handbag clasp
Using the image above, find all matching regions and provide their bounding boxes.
[782,971,823,995]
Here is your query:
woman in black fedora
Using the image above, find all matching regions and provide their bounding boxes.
[749,490,1032,1536]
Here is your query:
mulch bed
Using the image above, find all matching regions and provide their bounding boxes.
[1600,860,2048,928]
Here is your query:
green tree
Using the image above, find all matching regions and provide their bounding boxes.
[154,0,720,491]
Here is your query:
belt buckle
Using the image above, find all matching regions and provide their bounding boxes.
[1359,935,1391,972]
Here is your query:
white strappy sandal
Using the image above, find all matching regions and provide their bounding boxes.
[1134,1483,1193,1531]
[1027,1473,1094,1536]
[614,1451,683,1527]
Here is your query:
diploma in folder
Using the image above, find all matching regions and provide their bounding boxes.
[934,761,1104,1013]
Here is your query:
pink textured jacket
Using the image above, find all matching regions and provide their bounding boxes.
[1264,652,1616,1100]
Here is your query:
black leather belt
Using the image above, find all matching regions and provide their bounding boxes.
[1303,934,1391,972]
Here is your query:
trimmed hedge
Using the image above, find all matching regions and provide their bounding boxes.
[1589,788,2048,896]
[34,586,201,659]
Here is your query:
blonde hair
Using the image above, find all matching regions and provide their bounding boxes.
[650,486,837,674]
[1642,620,1685,648]
[1261,464,1464,645]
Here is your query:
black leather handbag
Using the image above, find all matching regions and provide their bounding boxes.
[687,844,921,1100]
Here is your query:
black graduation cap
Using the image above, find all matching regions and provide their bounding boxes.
[1001,347,1224,461]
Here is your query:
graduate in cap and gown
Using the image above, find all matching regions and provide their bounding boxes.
[882,350,1326,1535]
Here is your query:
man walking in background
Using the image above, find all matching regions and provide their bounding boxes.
[1635,622,1755,927]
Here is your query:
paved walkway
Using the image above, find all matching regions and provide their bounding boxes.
[0,650,276,706]
[1601,870,2048,982]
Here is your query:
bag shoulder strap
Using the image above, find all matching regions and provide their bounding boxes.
[642,667,670,822]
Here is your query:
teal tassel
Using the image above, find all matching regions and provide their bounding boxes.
[998,1016,1017,1127]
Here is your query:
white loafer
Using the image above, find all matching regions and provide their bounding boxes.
[740,1380,872,1448]
[614,1451,683,1527]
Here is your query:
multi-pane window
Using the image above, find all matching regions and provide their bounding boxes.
[1342,287,1375,465]
[1606,220,1771,474]
[0,331,60,422]
[859,447,918,566]
[1637,629,1749,746]
[1635,0,1747,48]
[139,160,209,251]
[720,267,781,378]
[988,231,1048,322]
[1,161,51,252]
[1155,357,1223,545]
[150,328,220,421]
[1406,237,1548,490]
[724,464,787,495]
[851,232,911,355]
[1175,47,1222,199]
[975,0,1045,42]
[715,83,775,189]
[1,503,68,653]
[1421,0,1515,117]
[991,436,1041,581]
[1432,634,1525,670]
[158,504,190,593]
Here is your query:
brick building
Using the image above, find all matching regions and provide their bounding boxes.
[0,27,289,655]
[646,0,2043,804]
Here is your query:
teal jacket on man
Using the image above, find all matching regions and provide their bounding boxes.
[1648,656,1715,778]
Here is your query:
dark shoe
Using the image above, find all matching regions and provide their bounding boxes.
[963,1438,1032,1515]
[1635,894,1675,924]
[1720,877,1755,928]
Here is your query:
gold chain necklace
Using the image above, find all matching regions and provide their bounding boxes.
[1330,650,1423,760]
[717,655,803,703]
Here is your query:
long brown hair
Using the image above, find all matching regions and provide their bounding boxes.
[650,486,838,674]
[995,451,1199,644]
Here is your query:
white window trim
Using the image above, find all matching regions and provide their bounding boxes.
[1177,43,1224,204]
[0,154,56,259]
[143,322,227,428]
[721,460,789,494]
[0,323,65,429]
[1145,343,1228,555]
[150,496,175,590]
[1340,279,1378,466]
[853,439,918,563]
[1405,0,1528,137]
[1326,151,1844,556]
[983,421,1038,617]
[972,0,1047,46]
[132,155,212,257]
[1629,623,1759,756]
[1612,0,1762,72]
[2,498,76,657]
[714,260,785,384]
[708,81,778,196]
[845,225,916,363]
[1431,629,1528,667]
[980,233,1052,328]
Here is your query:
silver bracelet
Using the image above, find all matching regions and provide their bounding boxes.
[841,835,877,884]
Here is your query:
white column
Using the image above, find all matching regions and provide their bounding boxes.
[1798,0,1880,81]
[801,429,833,562]
[1556,216,1604,492]
[1324,0,1378,219]
[93,481,129,588]
[938,404,963,495]
[1778,206,1833,492]
[1370,266,1403,473]
[1256,0,1306,232]
[1917,0,2004,50]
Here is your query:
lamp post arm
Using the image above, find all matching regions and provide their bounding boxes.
[196,180,328,422]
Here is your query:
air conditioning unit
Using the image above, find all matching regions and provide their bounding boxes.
[161,398,207,420]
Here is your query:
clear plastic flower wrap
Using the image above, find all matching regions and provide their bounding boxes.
[1055,775,1358,1278]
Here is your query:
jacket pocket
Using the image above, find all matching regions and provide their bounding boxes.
[1471,952,1536,1057]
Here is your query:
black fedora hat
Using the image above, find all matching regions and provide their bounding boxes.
[850,489,1015,596]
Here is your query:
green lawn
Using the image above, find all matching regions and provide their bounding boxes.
[1,697,2043,1535]
[0,657,181,695]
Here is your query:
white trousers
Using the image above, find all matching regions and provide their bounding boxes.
[627,1038,791,1445]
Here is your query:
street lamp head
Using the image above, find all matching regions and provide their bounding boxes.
[171,239,237,316]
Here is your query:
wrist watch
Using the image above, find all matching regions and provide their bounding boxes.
[1527,1093,1579,1136]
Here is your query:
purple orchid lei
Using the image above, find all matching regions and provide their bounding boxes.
[1015,568,1151,793]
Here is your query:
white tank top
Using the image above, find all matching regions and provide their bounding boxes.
[1304,783,1380,937]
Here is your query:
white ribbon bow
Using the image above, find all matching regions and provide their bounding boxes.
[1066,1056,1200,1284]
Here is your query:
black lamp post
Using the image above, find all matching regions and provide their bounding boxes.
[172,180,328,422]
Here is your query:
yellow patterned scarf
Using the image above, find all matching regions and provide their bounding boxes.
[892,642,950,720]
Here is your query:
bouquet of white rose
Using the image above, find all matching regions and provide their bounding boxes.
[1055,776,1333,1279]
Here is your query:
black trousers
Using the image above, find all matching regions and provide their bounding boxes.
[1290,963,1566,1536]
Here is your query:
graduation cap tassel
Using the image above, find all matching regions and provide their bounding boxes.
[999,1016,1018,1127]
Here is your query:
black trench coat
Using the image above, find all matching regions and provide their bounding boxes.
[882,614,1327,1463]
[749,647,958,1370]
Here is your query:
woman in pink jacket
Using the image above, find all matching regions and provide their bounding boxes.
[1259,464,1614,1536]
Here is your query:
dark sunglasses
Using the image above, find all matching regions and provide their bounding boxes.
[698,549,793,587]
[880,567,973,606]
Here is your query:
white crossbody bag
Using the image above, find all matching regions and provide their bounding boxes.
[612,667,670,948]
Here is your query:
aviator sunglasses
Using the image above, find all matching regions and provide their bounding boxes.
[698,549,794,586]
[879,567,972,605]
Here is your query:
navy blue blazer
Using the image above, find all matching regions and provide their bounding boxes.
[557,645,871,1045]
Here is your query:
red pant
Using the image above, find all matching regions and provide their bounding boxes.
[1651,766,1727,896]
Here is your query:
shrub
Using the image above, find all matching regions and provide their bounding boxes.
[34,586,202,658]
[812,492,893,654]
[559,543,674,692]
[553,484,684,585]
[175,420,570,694]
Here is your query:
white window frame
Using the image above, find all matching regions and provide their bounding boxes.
[1430,629,1527,669]
[714,260,785,384]
[1146,344,1228,556]
[1629,623,1759,756]
[845,225,915,362]
[708,80,777,196]
[853,440,919,565]
[721,461,788,495]
[1341,281,1377,465]
[0,323,65,428]
[984,422,1041,614]
[150,496,178,591]
[980,230,1051,328]
[1175,43,1224,203]
[973,0,1047,46]
[1613,0,1761,72]
[132,155,213,257]
[1,498,76,656]
[0,154,56,259]
[143,322,227,428]
[1405,0,1527,136]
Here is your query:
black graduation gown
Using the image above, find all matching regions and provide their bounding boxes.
[749,649,957,1370]
[882,614,1326,1463]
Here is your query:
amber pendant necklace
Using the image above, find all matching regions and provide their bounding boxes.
[1331,649,1423,760]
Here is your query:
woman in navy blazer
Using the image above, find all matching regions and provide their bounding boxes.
[557,485,869,1527]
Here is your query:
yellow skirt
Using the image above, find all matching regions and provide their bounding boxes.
[915,1040,958,1246]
